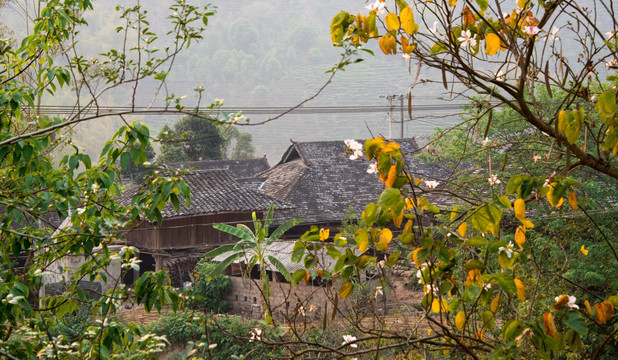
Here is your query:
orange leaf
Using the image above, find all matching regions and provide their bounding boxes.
[401,36,415,54]
[385,164,397,188]
[595,301,615,324]
[458,222,468,237]
[554,294,570,310]
[379,34,397,55]
[393,209,404,228]
[514,226,526,249]
[462,6,475,27]
[584,300,592,315]
[514,198,526,220]
[303,271,310,283]
[568,192,578,211]
[449,0,457,7]
[514,278,526,301]
[543,312,559,338]
[412,248,422,267]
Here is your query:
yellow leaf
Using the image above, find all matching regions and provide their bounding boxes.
[458,222,468,237]
[364,12,378,38]
[455,311,466,330]
[412,248,422,267]
[432,298,448,313]
[595,301,614,324]
[427,329,432,335]
[385,13,400,32]
[514,226,526,249]
[354,228,370,252]
[379,34,397,55]
[449,0,457,7]
[580,245,589,256]
[485,33,500,56]
[543,312,559,338]
[476,329,483,340]
[377,228,393,252]
[339,281,354,298]
[400,7,418,35]
[303,271,310,282]
[568,192,578,211]
[401,36,415,54]
[514,198,526,220]
[491,295,501,313]
[546,183,564,207]
[514,278,526,301]
[319,228,330,241]
[518,0,527,9]
[385,164,397,188]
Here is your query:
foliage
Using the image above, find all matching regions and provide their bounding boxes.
[204,203,304,324]
[120,141,156,184]
[158,114,226,163]
[186,261,231,314]
[0,0,215,357]
[49,305,92,343]
[146,313,277,360]
[288,137,618,359]
[331,0,618,180]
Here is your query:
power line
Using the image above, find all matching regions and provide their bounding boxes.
[29,104,469,116]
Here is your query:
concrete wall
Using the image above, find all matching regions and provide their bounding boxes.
[40,245,123,300]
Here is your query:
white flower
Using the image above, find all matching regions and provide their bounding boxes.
[298,306,306,316]
[458,30,477,48]
[249,328,262,342]
[495,71,505,81]
[402,53,411,61]
[555,294,579,310]
[607,59,618,70]
[533,154,541,163]
[543,178,551,187]
[367,162,378,174]
[91,183,100,192]
[424,284,439,296]
[375,286,383,298]
[309,304,317,312]
[498,241,515,258]
[523,26,541,37]
[606,30,616,40]
[365,1,386,15]
[590,95,597,102]
[483,283,492,290]
[344,139,364,160]
[548,26,560,41]
[342,335,358,348]
[481,137,490,147]
[425,180,439,189]
[429,21,439,35]
[77,208,86,215]
[488,174,501,186]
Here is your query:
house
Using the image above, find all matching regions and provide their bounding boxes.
[254,138,452,236]
[168,157,270,180]
[121,169,293,285]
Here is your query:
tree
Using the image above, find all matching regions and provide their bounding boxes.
[331,0,618,179]
[0,0,216,357]
[159,114,226,163]
[158,114,256,162]
[204,204,304,324]
[211,1,618,358]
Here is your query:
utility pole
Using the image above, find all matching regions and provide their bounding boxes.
[382,93,410,138]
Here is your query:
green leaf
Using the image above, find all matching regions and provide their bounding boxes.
[464,259,485,270]
[213,223,254,242]
[268,217,304,243]
[378,188,401,208]
[487,273,516,295]
[291,241,305,262]
[596,89,617,125]
[339,281,354,298]
[469,204,503,236]
[430,42,448,54]
[267,255,291,282]
[506,174,527,195]
[482,310,496,330]
[291,269,307,285]
[475,0,488,11]
[210,253,243,277]
[202,244,237,259]
[466,236,488,247]
[503,319,524,342]
[565,311,588,336]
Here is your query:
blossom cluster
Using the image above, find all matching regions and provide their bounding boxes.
[344,139,363,160]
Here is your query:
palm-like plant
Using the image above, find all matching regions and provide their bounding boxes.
[203,203,303,323]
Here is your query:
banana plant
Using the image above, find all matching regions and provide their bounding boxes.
[204,203,304,323]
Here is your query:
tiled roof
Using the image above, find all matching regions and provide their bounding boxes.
[168,158,270,179]
[122,169,293,219]
[259,139,453,224]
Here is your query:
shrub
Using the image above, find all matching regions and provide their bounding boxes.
[187,261,231,313]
